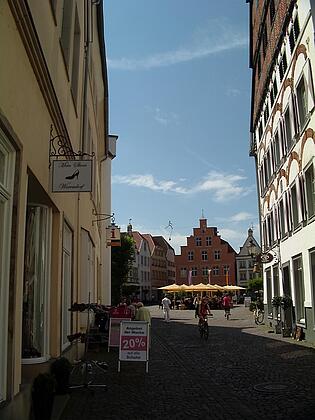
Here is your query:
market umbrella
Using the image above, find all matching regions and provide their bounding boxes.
[158,283,182,291]
[223,285,246,291]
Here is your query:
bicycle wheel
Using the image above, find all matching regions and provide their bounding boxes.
[256,310,264,324]
[203,323,209,340]
[199,323,204,338]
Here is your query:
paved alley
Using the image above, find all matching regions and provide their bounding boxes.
[60,305,315,420]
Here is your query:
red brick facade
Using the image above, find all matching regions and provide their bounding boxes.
[175,219,236,286]
[250,0,295,128]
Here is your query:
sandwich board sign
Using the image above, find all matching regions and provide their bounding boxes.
[118,321,149,373]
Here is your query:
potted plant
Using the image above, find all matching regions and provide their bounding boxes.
[31,373,56,420]
[272,296,282,333]
[281,295,293,337]
[50,357,72,395]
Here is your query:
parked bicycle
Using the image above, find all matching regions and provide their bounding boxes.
[253,302,264,325]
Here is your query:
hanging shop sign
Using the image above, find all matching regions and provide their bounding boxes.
[51,160,93,192]
[106,225,121,247]
[256,252,274,264]
[118,321,149,373]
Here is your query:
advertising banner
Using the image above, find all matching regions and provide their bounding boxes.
[108,317,131,350]
[119,321,149,372]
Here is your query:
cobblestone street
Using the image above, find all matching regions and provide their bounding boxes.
[60,305,315,420]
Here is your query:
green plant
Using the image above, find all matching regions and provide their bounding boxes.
[281,295,293,310]
[272,296,282,308]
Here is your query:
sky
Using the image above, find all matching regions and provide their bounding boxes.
[104,0,259,255]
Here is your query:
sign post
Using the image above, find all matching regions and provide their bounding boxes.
[119,321,149,373]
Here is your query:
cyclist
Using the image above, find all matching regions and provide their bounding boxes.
[222,293,232,319]
[198,296,212,325]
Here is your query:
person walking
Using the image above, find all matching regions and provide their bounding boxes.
[162,295,171,322]
[222,293,232,319]
[135,302,151,326]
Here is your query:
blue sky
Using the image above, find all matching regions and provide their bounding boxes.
[104,0,259,254]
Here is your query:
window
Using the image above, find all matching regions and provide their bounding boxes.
[290,183,299,229]
[266,268,273,316]
[180,268,187,278]
[289,16,300,53]
[201,250,208,261]
[62,223,73,350]
[273,265,280,297]
[223,265,230,275]
[188,251,194,261]
[264,103,270,126]
[214,250,221,260]
[279,51,287,82]
[262,26,268,58]
[269,0,276,24]
[296,76,307,129]
[206,237,212,246]
[305,163,315,218]
[258,121,263,140]
[273,130,281,168]
[284,106,293,151]
[293,255,305,323]
[191,267,197,277]
[257,52,261,77]
[70,7,81,107]
[202,267,209,276]
[0,130,15,402]
[22,205,52,361]
[60,0,74,70]
[195,237,201,246]
[212,266,219,276]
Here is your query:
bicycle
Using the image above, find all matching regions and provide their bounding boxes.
[198,314,211,340]
[224,307,231,320]
[253,302,264,325]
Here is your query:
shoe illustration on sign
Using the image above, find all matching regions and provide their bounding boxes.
[65,169,79,180]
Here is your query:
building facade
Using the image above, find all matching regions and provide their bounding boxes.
[248,0,315,341]
[236,228,261,287]
[175,218,236,286]
[130,230,151,302]
[0,1,113,417]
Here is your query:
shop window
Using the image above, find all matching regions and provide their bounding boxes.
[273,265,280,297]
[0,131,15,402]
[266,268,273,316]
[22,205,52,361]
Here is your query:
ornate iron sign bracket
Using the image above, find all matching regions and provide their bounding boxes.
[92,209,115,225]
[49,125,95,168]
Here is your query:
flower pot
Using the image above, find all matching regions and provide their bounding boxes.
[282,327,291,337]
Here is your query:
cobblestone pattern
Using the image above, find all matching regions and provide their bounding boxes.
[60,306,315,420]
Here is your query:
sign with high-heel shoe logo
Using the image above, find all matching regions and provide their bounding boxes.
[51,160,93,192]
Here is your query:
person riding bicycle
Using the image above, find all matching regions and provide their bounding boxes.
[222,293,232,318]
[198,296,212,325]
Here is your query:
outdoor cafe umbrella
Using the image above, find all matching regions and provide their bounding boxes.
[223,285,246,291]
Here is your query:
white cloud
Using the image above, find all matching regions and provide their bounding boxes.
[112,174,188,194]
[153,108,179,126]
[113,170,251,202]
[108,20,247,70]
[230,212,254,222]
[193,171,249,202]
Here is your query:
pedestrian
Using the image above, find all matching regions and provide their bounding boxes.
[193,295,201,318]
[162,295,171,322]
[222,293,232,318]
[135,302,151,326]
